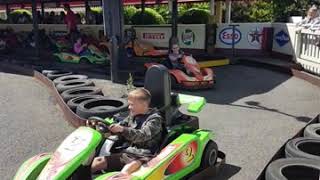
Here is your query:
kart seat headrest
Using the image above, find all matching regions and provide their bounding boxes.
[144,65,171,110]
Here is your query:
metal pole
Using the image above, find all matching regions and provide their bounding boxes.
[225,0,232,23]
[6,4,10,20]
[229,24,239,57]
[171,0,178,38]
[41,2,45,17]
[102,0,124,82]
[210,0,215,16]
[85,0,89,24]
[31,0,40,58]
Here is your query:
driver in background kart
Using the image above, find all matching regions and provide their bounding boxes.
[73,36,91,56]
[165,39,190,74]
[89,88,163,175]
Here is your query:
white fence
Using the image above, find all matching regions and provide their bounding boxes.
[294,29,320,75]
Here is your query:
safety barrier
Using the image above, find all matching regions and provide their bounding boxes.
[294,29,320,75]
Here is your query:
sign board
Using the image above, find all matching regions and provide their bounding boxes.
[272,23,296,55]
[219,27,242,45]
[133,24,206,49]
[216,23,272,50]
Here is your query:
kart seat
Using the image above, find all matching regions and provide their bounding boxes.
[144,65,179,127]
[145,65,198,153]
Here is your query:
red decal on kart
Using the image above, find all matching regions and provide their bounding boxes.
[165,141,198,174]
[38,129,93,179]
[147,144,181,167]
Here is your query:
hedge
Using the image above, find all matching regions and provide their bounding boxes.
[179,8,210,24]
[131,8,165,25]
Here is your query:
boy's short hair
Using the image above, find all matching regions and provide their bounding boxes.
[128,88,151,104]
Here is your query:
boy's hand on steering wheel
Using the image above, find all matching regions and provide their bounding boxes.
[86,119,105,129]
[86,119,97,129]
[109,124,124,133]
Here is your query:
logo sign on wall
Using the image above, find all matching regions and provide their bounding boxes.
[219,27,242,45]
[142,33,165,40]
[247,27,263,47]
[181,29,195,46]
[275,30,290,47]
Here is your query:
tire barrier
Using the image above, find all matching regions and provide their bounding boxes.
[56,79,94,93]
[285,137,320,160]
[256,114,320,180]
[60,86,103,102]
[53,74,88,85]
[265,158,320,180]
[46,71,73,80]
[76,97,129,119]
[33,70,119,128]
[304,123,320,139]
[67,95,104,112]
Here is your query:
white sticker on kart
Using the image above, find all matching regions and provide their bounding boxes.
[38,128,93,179]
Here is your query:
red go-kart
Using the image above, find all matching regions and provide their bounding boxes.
[145,55,216,90]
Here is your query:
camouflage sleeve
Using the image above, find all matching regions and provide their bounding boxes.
[118,116,130,127]
[121,117,162,144]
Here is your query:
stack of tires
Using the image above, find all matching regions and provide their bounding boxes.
[265,116,320,180]
[42,70,128,119]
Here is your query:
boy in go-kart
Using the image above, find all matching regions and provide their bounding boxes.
[166,39,201,79]
[87,88,163,176]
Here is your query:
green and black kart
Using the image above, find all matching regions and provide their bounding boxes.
[53,45,110,65]
[14,65,225,180]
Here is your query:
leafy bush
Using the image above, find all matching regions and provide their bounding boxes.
[179,8,210,24]
[154,5,170,23]
[124,6,138,24]
[91,7,102,14]
[131,8,165,25]
[9,9,32,23]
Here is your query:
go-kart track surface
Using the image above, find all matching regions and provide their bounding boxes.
[1,64,320,180]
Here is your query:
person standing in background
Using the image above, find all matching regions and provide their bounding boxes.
[63,4,78,44]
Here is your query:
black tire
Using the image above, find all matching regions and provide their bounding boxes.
[56,79,94,93]
[76,97,129,119]
[47,71,73,80]
[265,158,320,180]
[67,95,103,112]
[285,137,320,161]
[42,70,58,76]
[53,75,88,85]
[60,87,102,102]
[304,123,320,139]
[200,141,218,169]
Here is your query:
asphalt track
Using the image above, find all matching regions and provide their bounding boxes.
[1,64,320,180]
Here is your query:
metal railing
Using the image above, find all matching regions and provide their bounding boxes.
[294,29,320,75]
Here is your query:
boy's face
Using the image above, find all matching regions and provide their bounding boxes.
[172,44,180,54]
[128,97,148,116]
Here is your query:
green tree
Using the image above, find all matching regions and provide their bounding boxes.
[232,1,273,22]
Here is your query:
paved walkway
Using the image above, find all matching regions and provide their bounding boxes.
[0,73,73,180]
[181,64,320,180]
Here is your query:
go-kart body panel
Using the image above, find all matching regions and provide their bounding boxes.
[37,127,102,180]
[177,93,206,113]
[54,51,108,64]
[13,153,51,180]
[94,130,213,180]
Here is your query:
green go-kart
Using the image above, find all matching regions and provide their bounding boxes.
[14,65,225,180]
[53,45,110,65]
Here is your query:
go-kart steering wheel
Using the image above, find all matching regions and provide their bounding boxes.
[87,116,113,133]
